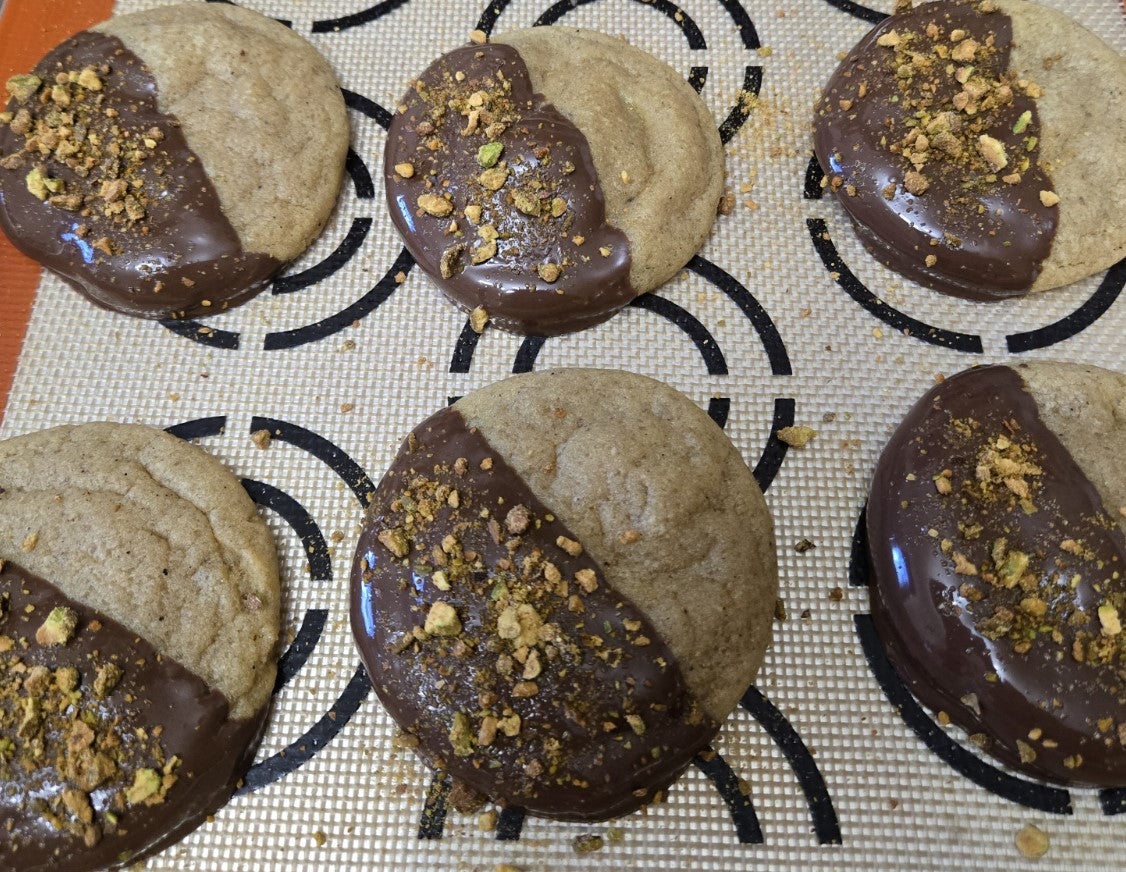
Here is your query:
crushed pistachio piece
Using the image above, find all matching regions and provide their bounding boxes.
[1099,603,1122,637]
[777,425,816,448]
[1039,190,1059,207]
[36,606,78,646]
[476,142,504,168]
[469,306,489,333]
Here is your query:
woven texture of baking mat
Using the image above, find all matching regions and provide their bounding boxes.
[1,0,1125,868]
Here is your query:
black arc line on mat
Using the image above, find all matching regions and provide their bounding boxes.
[693,749,765,843]
[739,685,842,844]
[415,750,762,843]
[419,772,451,839]
[820,0,888,25]
[159,319,241,349]
[342,88,394,131]
[345,148,376,199]
[165,416,377,794]
[159,89,390,348]
[1005,257,1126,353]
[752,398,793,494]
[237,664,372,795]
[312,0,412,33]
[272,218,374,295]
[719,66,763,145]
[804,154,827,200]
[687,255,792,375]
[239,478,331,692]
[495,806,526,840]
[263,247,416,350]
[806,218,985,353]
[849,508,1074,815]
[1099,788,1126,815]
[534,0,707,48]
[689,66,709,94]
[853,615,1073,815]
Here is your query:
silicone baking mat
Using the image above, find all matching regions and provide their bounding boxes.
[1,0,1124,869]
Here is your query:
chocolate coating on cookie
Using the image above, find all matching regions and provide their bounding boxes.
[385,43,633,336]
[867,365,1126,785]
[0,32,278,319]
[350,407,716,820]
[0,562,266,871]
[813,1,1057,300]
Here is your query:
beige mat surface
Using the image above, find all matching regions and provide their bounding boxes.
[2,0,1125,869]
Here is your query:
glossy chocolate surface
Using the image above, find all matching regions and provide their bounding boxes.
[350,406,715,820]
[384,43,634,336]
[0,562,266,871]
[0,31,278,319]
[813,2,1057,300]
[867,365,1126,785]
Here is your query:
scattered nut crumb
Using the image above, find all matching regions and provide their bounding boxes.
[777,425,816,448]
[1014,824,1049,860]
[251,429,271,450]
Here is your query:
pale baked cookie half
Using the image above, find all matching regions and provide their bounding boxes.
[384,28,725,335]
[867,362,1126,785]
[0,3,348,319]
[0,423,281,870]
[351,369,777,820]
[813,0,1126,300]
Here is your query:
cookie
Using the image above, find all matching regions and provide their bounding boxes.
[813,0,1126,300]
[0,3,348,319]
[0,423,281,869]
[384,28,725,335]
[867,363,1126,785]
[350,369,776,819]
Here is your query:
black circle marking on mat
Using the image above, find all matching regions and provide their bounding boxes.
[416,753,763,842]
[342,88,394,131]
[849,506,1075,815]
[719,66,763,145]
[689,66,709,94]
[687,255,792,375]
[262,247,416,350]
[345,148,376,200]
[163,416,376,794]
[272,218,374,296]
[752,397,794,494]
[312,0,412,33]
[512,335,546,374]
[419,772,451,839]
[1005,258,1126,353]
[164,416,227,441]
[805,217,985,353]
[495,806,526,840]
[854,614,1073,815]
[158,319,241,349]
[708,397,731,429]
[803,154,826,200]
[820,0,887,24]
[630,294,729,375]
[1100,788,1126,815]
[478,751,764,844]
[534,0,707,48]
[693,749,765,843]
[739,685,842,845]
[237,664,373,795]
[808,158,1124,353]
[239,477,331,692]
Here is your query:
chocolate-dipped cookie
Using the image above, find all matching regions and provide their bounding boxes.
[0,3,348,319]
[813,0,1126,300]
[351,369,776,819]
[0,423,281,870]
[867,363,1126,786]
[384,28,725,336]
